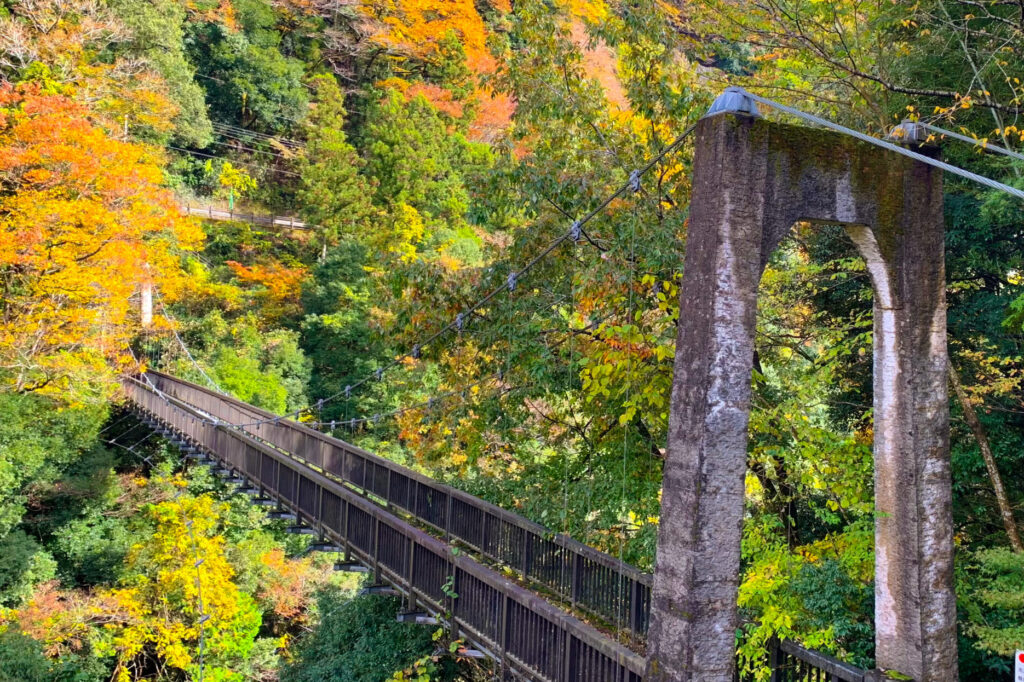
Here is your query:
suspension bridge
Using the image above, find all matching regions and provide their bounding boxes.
[125,88,1024,681]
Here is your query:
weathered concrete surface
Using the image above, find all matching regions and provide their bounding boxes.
[645,114,956,682]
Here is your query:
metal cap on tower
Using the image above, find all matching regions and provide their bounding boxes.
[705,86,761,118]
[887,119,929,144]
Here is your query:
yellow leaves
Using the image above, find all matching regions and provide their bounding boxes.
[216,161,258,198]
[384,202,428,264]
[99,487,261,678]
[567,0,608,24]
[363,0,491,69]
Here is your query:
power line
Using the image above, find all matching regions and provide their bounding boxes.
[193,72,315,123]
[205,136,301,164]
[210,121,305,149]
[167,146,303,178]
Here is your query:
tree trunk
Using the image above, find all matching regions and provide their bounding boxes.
[948,358,1023,552]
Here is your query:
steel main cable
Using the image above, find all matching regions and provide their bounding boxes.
[920,122,1024,163]
[737,90,1024,201]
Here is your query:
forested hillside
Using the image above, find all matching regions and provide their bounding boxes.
[0,0,1022,678]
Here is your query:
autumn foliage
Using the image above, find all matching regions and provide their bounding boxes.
[226,260,307,321]
[0,83,201,399]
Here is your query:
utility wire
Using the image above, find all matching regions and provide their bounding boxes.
[205,136,301,164]
[167,146,303,178]
[210,121,304,149]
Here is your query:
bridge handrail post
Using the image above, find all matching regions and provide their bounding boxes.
[561,628,573,681]
[373,515,381,583]
[341,496,351,559]
[521,531,531,578]
[405,537,417,611]
[571,552,581,609]
[481,511,490,555]
[445,493,453,543]
[768,636,781,682]
[498,591,509,676]
[386,468,393,509]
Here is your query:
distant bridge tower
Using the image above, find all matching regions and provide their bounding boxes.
[647,90,956,682]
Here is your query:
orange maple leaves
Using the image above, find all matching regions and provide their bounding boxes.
[226,260,307,322]
[362,0,514,139]
[0,83,201,399]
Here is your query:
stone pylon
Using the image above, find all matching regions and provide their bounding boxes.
[646,108,956,681]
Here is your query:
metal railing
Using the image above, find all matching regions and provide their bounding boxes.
[125,372,876,682]
[125,375,645,682]
[765,638,868,681]
[143,370,653,638]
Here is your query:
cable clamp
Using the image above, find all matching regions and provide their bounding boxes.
[569,220,582,243]
[507,272,518,292]
[455,313,465,332]
[412,344,421,359]
[629,169,641,193]
[344,385,352,399]
[375,368,384,381]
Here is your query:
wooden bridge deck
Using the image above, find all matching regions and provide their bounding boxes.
[123,372,869,682]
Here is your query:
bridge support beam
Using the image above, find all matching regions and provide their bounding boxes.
[647,112,956,681]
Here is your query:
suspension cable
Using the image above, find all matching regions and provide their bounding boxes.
[140,124,698,435]
[264,125,699,425]
[734,90,1024,201]
[157,299,225,394]
[921,122,1024,163]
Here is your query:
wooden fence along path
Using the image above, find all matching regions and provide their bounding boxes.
[123,371,869,682]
